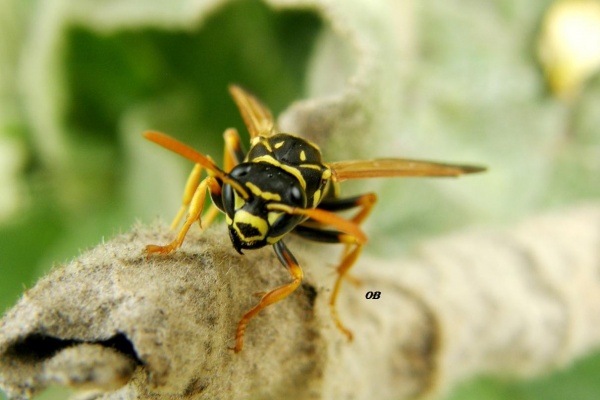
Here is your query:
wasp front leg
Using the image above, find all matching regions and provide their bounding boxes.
[170,163,204,230]
[146,176,221,255]
[170,128,245,232]
[197,128,246,229]
[232,240,303,353]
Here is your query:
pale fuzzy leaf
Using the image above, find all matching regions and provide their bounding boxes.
[1,206,599,399]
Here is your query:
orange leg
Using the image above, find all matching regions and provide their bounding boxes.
[232,240,303,353]
[291,226,364,340]
[223,128,245,172]
[146,177,220,255]
[282,193,377,340]
[339,193,376,286]
[316,192,377,225]
[330,237,363,340]
[195,128,244,229]
[167,128,245,232]
[171,163,203,229]
[348,193,377,224]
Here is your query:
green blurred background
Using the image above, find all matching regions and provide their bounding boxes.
[1,0,600,399]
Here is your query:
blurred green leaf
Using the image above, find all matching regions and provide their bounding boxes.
[447,351,600,400]
[1,0,600,399]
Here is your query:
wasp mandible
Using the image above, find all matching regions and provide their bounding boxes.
[144,85,485,352]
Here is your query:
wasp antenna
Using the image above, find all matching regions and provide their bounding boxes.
[144,131,250,199]
[144,131,224,174]
[461,165,487,174]
[223,176,250,200]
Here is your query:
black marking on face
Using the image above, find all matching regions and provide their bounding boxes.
[236,222,262,239]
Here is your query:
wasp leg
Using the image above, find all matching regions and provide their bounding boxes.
[223,128,245,172]
[316,192,376,265]
[192,128,246,230]
[267,204,368,340]
[171,159,222,231]
[292,225,363,340]
[231,240,303,353]
[171,163,203,230]
[146,176,221,255]
[171,128,244,231]
[330,239,363,340]
[287,193,377,341]
[299,193,377,286]
[325,193,377,285]
[201,128,246,228]
[317,192,377,225]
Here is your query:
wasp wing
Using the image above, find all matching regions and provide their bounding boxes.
[329,158,486,182]
[228,84,275,139]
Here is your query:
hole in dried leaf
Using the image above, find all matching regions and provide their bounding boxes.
[5,332,141,365]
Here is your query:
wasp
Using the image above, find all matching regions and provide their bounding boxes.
[144,85,485,352]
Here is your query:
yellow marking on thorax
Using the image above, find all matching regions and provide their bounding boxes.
[233,210,268,240]
[300,150,306,161]
[261,137,273,152]
[274,141,285,149]
[245,181,282,201]
[315,167,333,206]
[299,163,322,171]
[312,189,322,207]
[251,155,307,189]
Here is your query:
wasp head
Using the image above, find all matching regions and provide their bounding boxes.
[222,162,307,254]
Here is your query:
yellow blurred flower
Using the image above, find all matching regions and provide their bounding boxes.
[538,0,600,100]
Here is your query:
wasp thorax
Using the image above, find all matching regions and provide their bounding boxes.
[223,162,307,253]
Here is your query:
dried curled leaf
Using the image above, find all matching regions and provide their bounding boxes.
[0,225,326,400]
[1,205,600,399]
